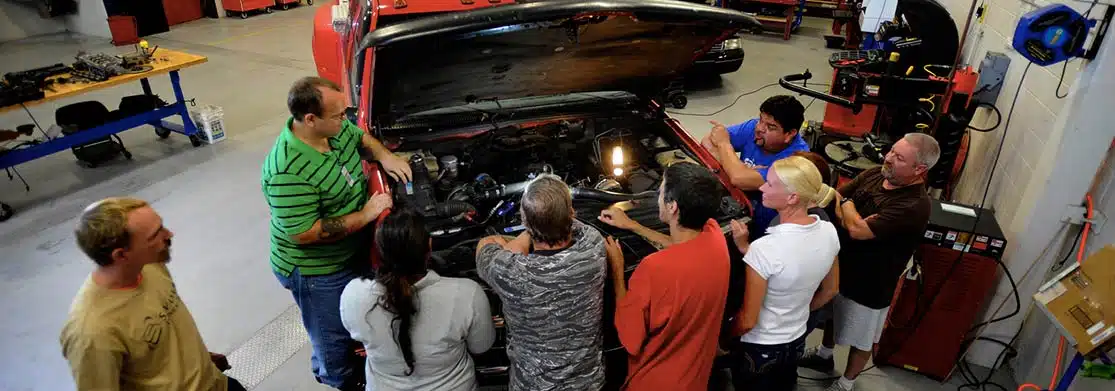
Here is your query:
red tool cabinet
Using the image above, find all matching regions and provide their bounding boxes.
[275,0,308,10]
[224,0,273,18]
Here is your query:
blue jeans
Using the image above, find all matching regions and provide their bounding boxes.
[274,267,363,389]
[729,334,807,391]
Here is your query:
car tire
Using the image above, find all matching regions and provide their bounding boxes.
[671,95,688,109]
[0,203,13,222]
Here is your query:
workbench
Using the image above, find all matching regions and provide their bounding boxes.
[0,48,208,222]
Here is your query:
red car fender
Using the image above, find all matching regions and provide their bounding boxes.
[312,1,344,85]
[362,160,392,269]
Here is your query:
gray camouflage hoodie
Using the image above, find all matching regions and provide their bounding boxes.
[476,221,607,391]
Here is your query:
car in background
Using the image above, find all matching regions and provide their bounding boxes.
[311,0,758,388]
[693,34,745,75]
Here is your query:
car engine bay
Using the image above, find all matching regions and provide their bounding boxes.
[382,116,749,385]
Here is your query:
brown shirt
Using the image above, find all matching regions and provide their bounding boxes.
[836,167,931,309]
[59,263,228,391]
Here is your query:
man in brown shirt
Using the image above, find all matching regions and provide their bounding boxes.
[798,133,940,391]
[60,197,244,391]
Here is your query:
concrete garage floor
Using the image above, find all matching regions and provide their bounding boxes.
[0,5,1013,391]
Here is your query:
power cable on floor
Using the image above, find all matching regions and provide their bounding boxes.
[666,83,779,117]
[666,83,830,117]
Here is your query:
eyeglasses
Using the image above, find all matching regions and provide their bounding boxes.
[756,117,782,133]
[324,107,351,121]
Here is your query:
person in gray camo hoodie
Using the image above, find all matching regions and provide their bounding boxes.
[475,174,607,391]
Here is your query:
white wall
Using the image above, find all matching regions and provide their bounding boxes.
[0,2,68,42]
[937,0,1114,388]
[65,0,110,38]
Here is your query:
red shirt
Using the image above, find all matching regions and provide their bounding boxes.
[616,219,730,391]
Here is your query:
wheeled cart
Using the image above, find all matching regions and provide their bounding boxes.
[224,0,274,19]
[275,0,312,10]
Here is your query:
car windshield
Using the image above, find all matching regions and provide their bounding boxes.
[397,91,636,120]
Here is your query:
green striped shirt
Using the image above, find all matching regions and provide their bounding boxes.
[262,119,369,277]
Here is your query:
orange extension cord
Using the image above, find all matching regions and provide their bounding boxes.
[1016,194,1094,391]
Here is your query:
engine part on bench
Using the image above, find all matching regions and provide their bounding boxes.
[72,52,126,82]
[4,63,71,86]
[0,80,45,107]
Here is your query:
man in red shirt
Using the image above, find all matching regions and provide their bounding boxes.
[598,162,731,391]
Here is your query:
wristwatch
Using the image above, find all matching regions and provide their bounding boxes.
[841,197,854,207]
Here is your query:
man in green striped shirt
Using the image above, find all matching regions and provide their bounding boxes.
[261,77,412,390]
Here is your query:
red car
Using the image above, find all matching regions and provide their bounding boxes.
[312,0,758,387]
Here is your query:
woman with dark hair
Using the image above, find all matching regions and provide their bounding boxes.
[340,208,495,391]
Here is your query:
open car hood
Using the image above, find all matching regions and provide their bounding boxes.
[355,0,759,126]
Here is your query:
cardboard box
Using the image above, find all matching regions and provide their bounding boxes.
[1034,245,1115,356]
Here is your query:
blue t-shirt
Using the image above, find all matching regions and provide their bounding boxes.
[726,118,810,235]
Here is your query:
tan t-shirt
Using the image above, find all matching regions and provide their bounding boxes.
[59,263,228,391]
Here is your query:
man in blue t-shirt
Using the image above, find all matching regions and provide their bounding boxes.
[701,95,808,235]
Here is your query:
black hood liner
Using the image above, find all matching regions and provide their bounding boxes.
[355,0,758,125]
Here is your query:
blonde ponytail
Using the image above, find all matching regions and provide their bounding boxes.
[771,156,832,208]
[816,184,836,208]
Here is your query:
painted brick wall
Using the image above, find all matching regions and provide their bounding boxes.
[950,0,1097,232]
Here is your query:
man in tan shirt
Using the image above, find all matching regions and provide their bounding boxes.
[59,197,244,391]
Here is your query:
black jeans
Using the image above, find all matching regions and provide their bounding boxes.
[228,377,247,391]
[729,335,806,391]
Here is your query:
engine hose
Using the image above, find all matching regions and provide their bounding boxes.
[475,180,531,200]
[571,188,656,203]
[434,201,477,218]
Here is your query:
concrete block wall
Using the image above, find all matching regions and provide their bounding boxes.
[65,0,110,38]
[0,1,111,43]
[0,2,68,42]
[950,0,1097,225]
[937,0,1113,385]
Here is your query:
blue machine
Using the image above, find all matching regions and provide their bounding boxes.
[1013,4,1097,66]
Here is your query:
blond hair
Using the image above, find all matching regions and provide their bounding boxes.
[75,197,149,266]
[771,156,837,207]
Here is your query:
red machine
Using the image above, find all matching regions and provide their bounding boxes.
[224,0,274,18]
[877,201,1008,380]
[777,0,980,192]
